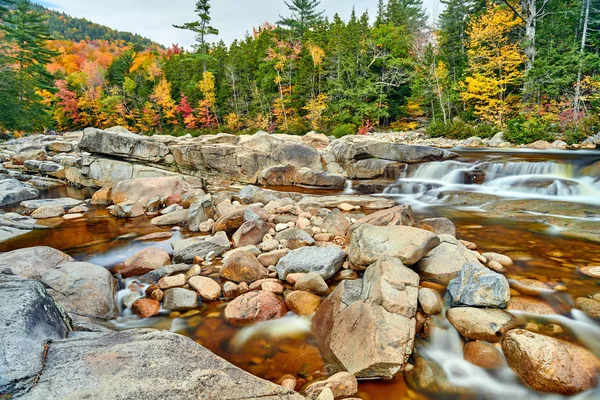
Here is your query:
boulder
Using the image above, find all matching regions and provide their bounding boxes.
[150,209,189,226]
[464,341,503,369]
[0,246,73,280]
[121,247,171,278]
[20,197,84,211]
[0,275,69,397]
[348,224,440,269]
[132,298,161,318]
[111,201,145,218]
[294,272,329,296]
[11,148,47,165]
[276,246,346,280]
[138,264,190,284]
[24,329,303,399]
[417,217,456,236]
[350,205,414,231]
[41,262,118,320]
[220,250,268,284]
[416,235,484,284]
[285,290,322,316]
[446,263,510,308]
[79,127,170,162]
[418,288,443,316]
[187,195,214,232]
[188,276,221,301]
[31,205,65,219]
[275,228,315,249]
[162,288,198,311]
[446,307,518,343]
[360,257,419,317]
[294,168,345,189]
[224,290,288,325]
[110,176,189,206]
[503,329,599,395]
[0,179,39,206]
[213,208,246,233]
[304,372,358,400]
[172,233,231,264]
[232,219,270,248]
[321,209,350,236]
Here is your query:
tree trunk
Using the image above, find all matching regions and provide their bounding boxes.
[574,0,590,116]
[522,0,537,102]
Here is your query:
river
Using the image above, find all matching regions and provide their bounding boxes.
[2,148,599,399]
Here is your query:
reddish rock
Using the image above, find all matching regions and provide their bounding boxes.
[165,194,181,207]
[464,341,503,369]
[285,291,322,316]
[224,291,287,325]
[132,298,161,318]
[220,250,268,284]
[121,247,171,278]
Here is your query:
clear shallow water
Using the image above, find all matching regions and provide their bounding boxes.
[2,149,600,399]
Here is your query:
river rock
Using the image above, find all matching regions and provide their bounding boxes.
[285,290,322,315]
[0,246,73,280]
[24,329,303,399]
[416,235,485,284]
[0,275,69,396]
[132,298,161,318]
[150,209,189,226]
[304,372,358,400]
[482,252,513,268]
[348,224,440,269]
[360,257,420,317]
[111,201,145,218]
[187,195,214,231]
[506,296,557,315]
[446,263,510,308]
[158,273,187,290]
[464,341,503,369]
[275,228,315,249]
[276,246,346,280]
[220,250,268,283]
[110,176,189,206]
[213,208,246,233]
[502,329,600,395]
[138,264,190,284]
[418,288,443,315]
[31,205,65,219]
[294,272,329,295]
[121,247,171,278]
[258,249,289,267]
[232,219,270,247]
[350,205,414,232]
[321,208,350,236]
[417,217,456,236]
[11,148,47,165]
[188,276,221,301]
[162,288,198,311]
[41,262,118,320]
[172,233,231,263]
[575,297,600,318]
[21,197,84,211]
[446,307,518,342]
[0,179,39,206]
[224,290,287,325]
[79,127,170,162]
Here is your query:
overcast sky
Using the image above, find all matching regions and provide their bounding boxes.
[38,0,444,48]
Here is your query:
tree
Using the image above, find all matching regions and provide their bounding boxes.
[461,2,525,124]
[277,0,325,37]
[384,0,427,33]
[0,0,58,132]
[173,0,219,70]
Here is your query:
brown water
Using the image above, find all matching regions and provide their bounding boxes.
[2,149,600,399]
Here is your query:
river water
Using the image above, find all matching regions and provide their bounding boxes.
[2,148,599,399]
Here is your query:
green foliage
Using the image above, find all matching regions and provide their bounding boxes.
[562,115,600,145]
[427,119,497,140]
[331,123,357,138]
[277,0,325,37]
[504,115,557,145]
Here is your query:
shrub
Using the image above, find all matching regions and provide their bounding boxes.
[504,115,556,144]
[426,119,475,140]
[390,119,420,131]
[331,123,357,138]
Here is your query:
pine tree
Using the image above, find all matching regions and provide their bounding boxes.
[277,0,325,37]
[173,0,219,71]
[0,0,57,132]
[385,0,427,33]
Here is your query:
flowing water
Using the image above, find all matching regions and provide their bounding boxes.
[2,148,600,399]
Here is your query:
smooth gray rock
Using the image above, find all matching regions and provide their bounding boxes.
[187,195,214,232]
[172,233,231,263]
[41,262,118,320]
[20,197,84,211]
[162,288,198,310]
[0,275,69,397]
[22,329,303,400]
[274,228,315,250]
[0,179,39,207]
[276,246,346,280]
[79,127,170,162]
[0,246,73,280]
[138,264,191,284]
[446,263,510,308]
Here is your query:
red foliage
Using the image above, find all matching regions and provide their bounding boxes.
[358,119,375,135]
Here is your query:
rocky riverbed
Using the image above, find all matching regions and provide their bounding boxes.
[0,128,599,399]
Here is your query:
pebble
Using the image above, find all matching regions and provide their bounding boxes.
[189,276,222,301]
[487,260,506,273]
[337,203,355,212]
[580,266,600,278]
[276,223,289,232]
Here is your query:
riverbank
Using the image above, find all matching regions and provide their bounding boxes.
[0,128,599,399]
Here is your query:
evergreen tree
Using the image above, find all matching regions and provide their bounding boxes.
[0,0,57,132]
[173,0,219,70]
[385,0,427,33]
[277,0,325,37]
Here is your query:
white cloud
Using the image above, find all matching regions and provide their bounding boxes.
[39,0,442,48]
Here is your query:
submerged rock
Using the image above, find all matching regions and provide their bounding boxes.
[446,307,518,343]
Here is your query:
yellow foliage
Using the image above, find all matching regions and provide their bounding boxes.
[391,120,419,131]
[308,44,325,67]
[461,2,525,124]
[406,101,425,118]
[247,113,270,131]
[151,78,177,123]
[225,112,244,132]
[197,71,216,108]
[303,93,329,131]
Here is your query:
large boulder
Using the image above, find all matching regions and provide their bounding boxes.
[121,247,172,278]
[23,329,304,399]
[220,250,268,283]
[110,176,189,206]
[348,224,440,269]
[79,127,170,162]
[232,219,270,248]
[350,205,414,231]
[0,275,69,397]
[20,197,84,211]
[276,246,346,280]
[502,329,599,395]
[416,235,484,284]
[224,291,288,325]
[321,208,350,236]
[446,307,518,343]
[187,195,214,232]
[40,262,118,320]
[0,246,73,280]
[446,263,510,308]
[0,179,39,207]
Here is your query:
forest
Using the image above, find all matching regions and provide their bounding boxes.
[0,0,599,144]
